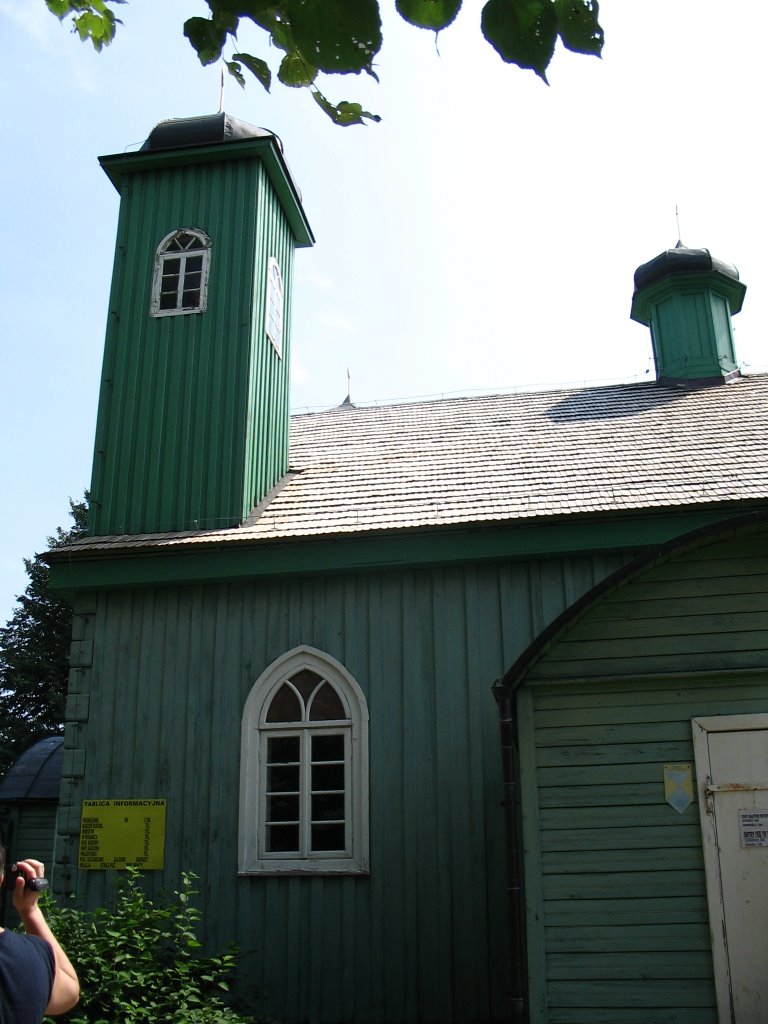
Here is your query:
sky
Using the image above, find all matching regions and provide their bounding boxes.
[1,0,767,623]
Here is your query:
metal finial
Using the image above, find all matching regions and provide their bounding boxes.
[674,205,684,248]
[219,65,225,113]
[340,367,354,407]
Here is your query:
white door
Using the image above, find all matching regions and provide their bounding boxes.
[693,714,768,1024]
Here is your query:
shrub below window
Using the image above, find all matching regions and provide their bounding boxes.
[40,869,269,1024]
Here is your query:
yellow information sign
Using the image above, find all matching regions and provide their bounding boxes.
[79,800,167,870]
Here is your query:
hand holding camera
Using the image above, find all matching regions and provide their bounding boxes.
[4,861,49,893]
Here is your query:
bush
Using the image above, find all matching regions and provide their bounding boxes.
[41,868,260,1024]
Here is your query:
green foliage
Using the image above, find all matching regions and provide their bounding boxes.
[0,498,88,778]
[45,0,604,123]
[311,92,381,127]
[395,0,462,32]
[45,0,126,52]
[42,869,261,1024]
[480,0,602,79]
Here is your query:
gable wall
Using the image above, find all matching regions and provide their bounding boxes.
[519,533,768,1023]
[57,550,629,1024]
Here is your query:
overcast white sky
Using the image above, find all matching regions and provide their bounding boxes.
[1,0,766,622]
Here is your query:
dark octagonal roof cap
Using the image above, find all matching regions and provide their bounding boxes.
[0,736,63,802]
[142,112,280,153]
[634,245,740,292]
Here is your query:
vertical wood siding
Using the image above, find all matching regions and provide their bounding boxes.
[60,551,629,1024]
[90,157,295,536]
[520,533,768,1023]
[244,163,295,516]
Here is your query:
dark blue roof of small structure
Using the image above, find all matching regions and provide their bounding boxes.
[0,737,63,801]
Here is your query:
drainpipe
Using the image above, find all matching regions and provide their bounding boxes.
[492,680,528,1024]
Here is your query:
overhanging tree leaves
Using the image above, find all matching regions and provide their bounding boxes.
[45,0,603,124]
[0,499,87,779]
[45,0,126,50]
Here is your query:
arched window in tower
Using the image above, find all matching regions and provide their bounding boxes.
[150,229,211,317]
[265,256,284,356]
[239,646,369,874]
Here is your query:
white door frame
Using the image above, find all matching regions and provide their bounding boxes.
[693,713,768,1024]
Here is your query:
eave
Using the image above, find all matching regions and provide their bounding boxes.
[99,136,314,248]
[46,504,764,598]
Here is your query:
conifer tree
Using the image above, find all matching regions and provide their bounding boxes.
[0,499,87,777]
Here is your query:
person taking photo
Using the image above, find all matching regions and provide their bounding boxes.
[0,848,80,1022]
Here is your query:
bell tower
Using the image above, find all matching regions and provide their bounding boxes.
[89,113,314,536]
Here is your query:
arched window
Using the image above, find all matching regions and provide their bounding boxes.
[265,256,284,356]
[150,229,211,317]
[239,646,369,874]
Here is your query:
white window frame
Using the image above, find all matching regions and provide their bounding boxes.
[150,228,211,318]
[265,256,284,356]
[239,646,369,875]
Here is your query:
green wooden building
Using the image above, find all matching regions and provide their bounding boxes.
[48,115,768,1024]
[0,737,63,927]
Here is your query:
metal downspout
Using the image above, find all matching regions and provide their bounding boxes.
[492,680,528,1024]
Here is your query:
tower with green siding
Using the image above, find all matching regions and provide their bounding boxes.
[89,113,314,537]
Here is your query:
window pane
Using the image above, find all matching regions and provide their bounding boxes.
[267,763,299,792]
[312,734,344,762]
[161,277,179,296]
[268,794,299,822]
[309,683,345,721]
[177,232,198,250]
[184,272,202,290]
[312,793,344,821]
[311,823,345,852]
[268,736,300,763]
[181,289,200,308]
[268,824,299,853]
[159,292,177,310]
[290,669,322,703]
[266,685,302,723]
[312,762,344,790]
[163,257,181,274]
[186,254,203,271]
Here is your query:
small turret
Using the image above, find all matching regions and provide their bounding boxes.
[630,243,746,388]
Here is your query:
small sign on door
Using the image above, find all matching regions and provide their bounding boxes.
[739,810,768,848]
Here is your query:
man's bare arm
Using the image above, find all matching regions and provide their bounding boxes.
[12,859,80,1015]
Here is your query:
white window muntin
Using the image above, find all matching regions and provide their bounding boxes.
[259,725,352,861]
[239,645,369,875]
[265,256,284,356]
[150,228,211,318]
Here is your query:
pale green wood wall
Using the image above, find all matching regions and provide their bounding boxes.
[519,530,768,1024]
[57,551,630,1024]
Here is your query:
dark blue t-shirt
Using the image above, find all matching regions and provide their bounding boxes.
[0,929,54,1023]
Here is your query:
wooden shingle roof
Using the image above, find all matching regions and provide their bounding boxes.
[63,374,768,553]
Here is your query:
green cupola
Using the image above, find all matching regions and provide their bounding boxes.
[89,112,314,537]
[630,243,746,387]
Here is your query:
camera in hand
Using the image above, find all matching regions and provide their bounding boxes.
[4,864,49,892]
